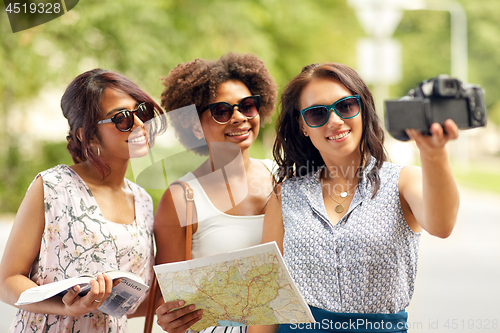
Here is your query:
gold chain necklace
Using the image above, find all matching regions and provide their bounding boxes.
[327,192,349,213]
[324,182,358,213]
[337,182,358,198]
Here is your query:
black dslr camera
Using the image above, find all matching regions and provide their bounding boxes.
[384,75,487,141]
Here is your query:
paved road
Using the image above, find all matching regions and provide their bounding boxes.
[405,187,500,332]
[0,186,499,333]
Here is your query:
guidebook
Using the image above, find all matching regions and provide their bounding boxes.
[16,270,149,317]
[154,241,315,332]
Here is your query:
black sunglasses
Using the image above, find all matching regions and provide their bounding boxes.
[202,95,261,124]
[97,102,155,132]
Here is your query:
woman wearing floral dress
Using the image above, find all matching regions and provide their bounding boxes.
[0,69,169,332]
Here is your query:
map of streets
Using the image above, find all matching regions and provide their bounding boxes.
[154,242,314,332]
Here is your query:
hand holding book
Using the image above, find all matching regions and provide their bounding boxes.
[59,272,115,317]
[57,274,122,298]
[16,270,149,317]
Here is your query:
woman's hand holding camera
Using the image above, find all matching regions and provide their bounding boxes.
[404,118,460,238]
[406,119,459,158]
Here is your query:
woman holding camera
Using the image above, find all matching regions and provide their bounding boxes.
[250,62,460,333]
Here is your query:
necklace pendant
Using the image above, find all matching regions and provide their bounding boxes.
[335,204,344,213]
[340,191,348,198]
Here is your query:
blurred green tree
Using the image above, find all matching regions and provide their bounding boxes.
[0,0,363,211]
[0,0,499,212]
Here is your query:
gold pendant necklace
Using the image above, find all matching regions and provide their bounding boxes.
[324,182,358,214]
[327,193,348,213]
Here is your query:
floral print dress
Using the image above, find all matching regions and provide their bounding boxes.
[9,165,154,333]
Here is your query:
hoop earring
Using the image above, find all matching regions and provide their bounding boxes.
[97,147,101,156]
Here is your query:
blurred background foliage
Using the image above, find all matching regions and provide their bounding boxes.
[1,0,499,212]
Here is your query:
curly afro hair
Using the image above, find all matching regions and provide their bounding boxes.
[160,52,277,155]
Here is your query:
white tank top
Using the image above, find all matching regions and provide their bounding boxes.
[177,159,274,259]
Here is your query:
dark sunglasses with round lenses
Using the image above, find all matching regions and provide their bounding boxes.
[300,95,361,128]
[202,95,261,124]
[97,102,155,132]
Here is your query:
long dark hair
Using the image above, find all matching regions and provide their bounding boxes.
[273,63,387,195]
[62,68,166,178]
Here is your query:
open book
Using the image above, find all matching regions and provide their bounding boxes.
[16,270,149,317]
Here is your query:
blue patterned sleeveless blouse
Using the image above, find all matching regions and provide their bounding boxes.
[281,158,421,314]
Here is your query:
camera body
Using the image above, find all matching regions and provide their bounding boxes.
[384,75,487,141]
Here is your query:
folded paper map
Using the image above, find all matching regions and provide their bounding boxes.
[154,241,315,331]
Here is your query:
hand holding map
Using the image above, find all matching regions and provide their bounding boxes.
[153,242,315,332]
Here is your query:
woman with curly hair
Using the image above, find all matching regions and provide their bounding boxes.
[154,52,278,333]
[250,62,460,333]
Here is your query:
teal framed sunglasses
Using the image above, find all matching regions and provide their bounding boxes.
[299,95,361,128]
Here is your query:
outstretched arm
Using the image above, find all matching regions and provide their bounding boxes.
[399,119,460,238]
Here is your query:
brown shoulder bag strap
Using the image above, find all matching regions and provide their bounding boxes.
[144,181,194,333]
